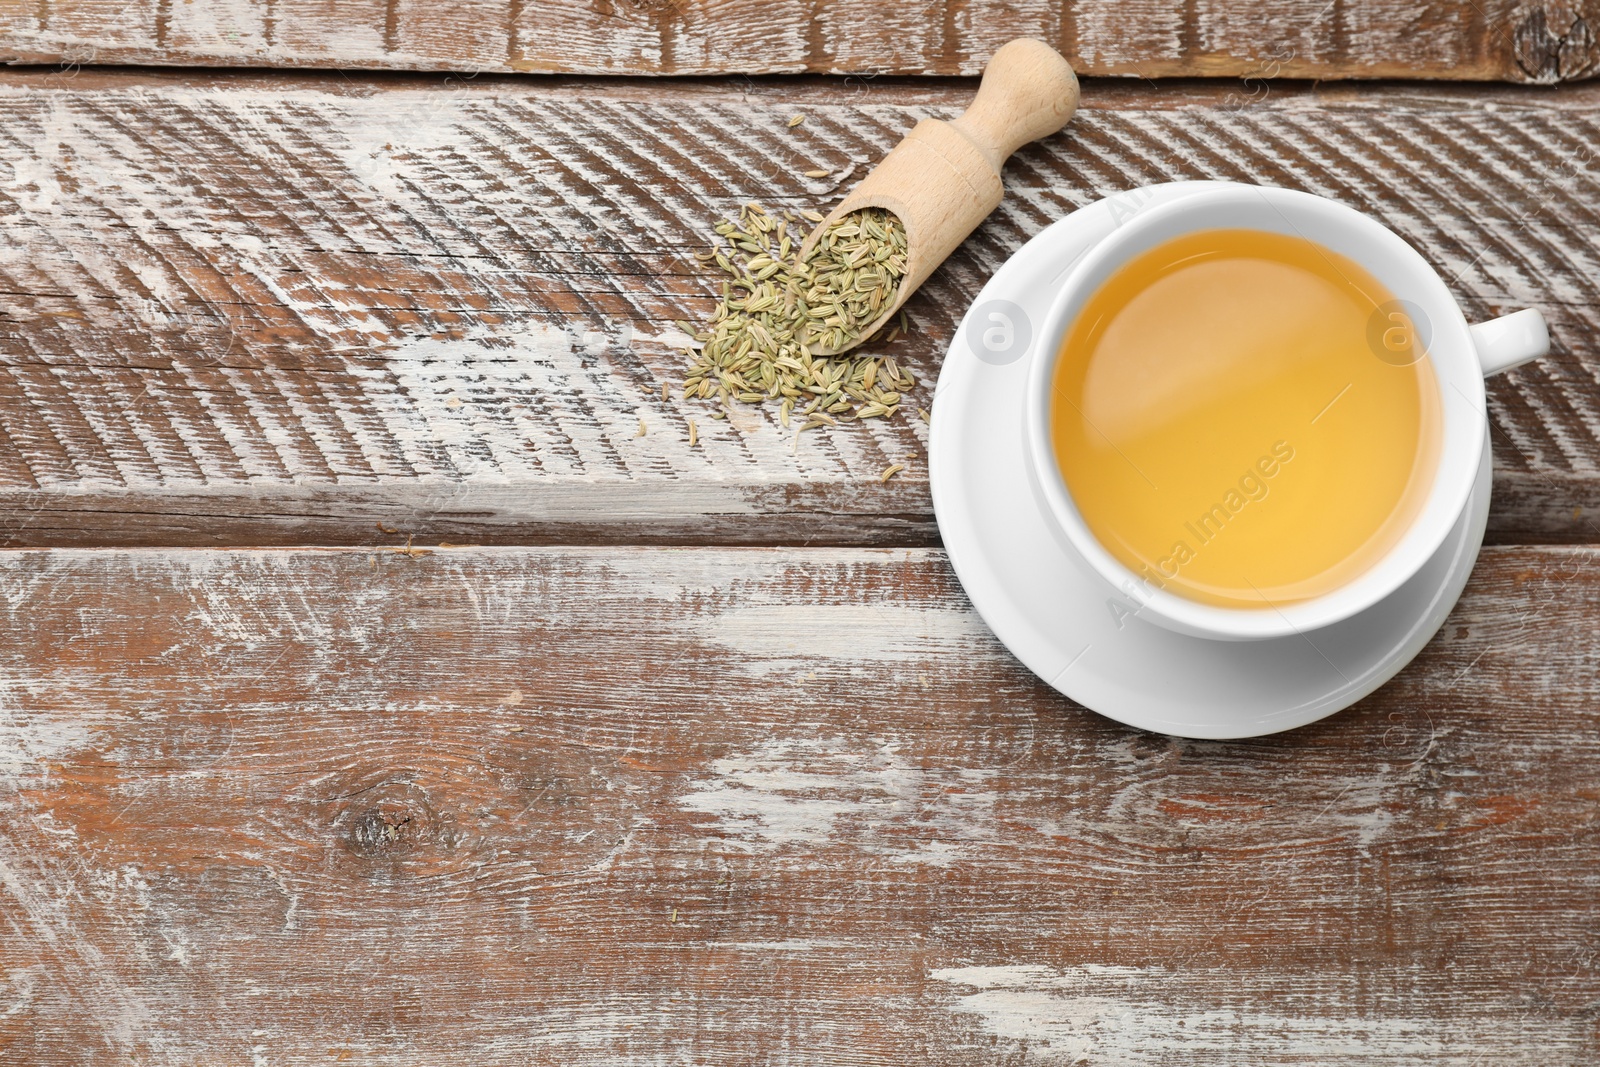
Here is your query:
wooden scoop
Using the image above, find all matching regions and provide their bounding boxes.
[797,38,1080,356]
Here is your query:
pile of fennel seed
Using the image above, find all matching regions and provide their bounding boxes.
[678,203,917,431]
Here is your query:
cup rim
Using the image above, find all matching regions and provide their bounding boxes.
[1024,183,1486,641]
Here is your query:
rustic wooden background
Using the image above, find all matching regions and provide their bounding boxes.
[1,6,1598,1065]
[4,0,1600,82]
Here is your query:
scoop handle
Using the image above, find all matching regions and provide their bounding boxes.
[795,39,1080,356]
[950,38,1081,170]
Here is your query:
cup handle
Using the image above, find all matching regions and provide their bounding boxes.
[1471,308,1548,377]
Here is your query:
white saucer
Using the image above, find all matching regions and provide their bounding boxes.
[928,181,1491,739]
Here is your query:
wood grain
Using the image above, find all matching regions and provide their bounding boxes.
[2,0,1598,82]
[0,544,1596,1062]
[0,72,1598,548]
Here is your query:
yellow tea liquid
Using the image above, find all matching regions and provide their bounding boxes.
[1051,228,1442,608]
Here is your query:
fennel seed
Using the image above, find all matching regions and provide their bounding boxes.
[678,203,915,428]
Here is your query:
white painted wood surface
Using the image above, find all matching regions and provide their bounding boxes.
[0,7,1593,1061]
[0,73,1597,545]
[2,0,1597,82]
[0,545,1596,1062]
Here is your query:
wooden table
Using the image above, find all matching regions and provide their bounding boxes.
[2,5,1598,1063]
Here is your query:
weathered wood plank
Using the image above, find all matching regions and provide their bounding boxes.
[0,72,1598,547]
[1,544,1596,1062]
[2,0,1598,82]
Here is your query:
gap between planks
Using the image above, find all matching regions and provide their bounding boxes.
[2,0,1598,83]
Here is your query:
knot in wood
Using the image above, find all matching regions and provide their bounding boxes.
[331,775,437,862]
[1513,3,1598,82]
[350,807,414,855]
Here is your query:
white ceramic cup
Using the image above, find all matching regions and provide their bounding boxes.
[1024,183,1549,641]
